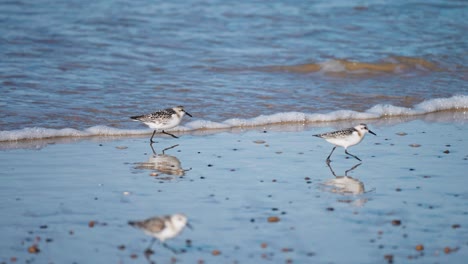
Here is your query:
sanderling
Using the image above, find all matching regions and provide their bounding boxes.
[313,123,376,162]
[128,213,191,252]
[130,106,192,143]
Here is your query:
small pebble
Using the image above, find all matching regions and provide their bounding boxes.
[384,254,394,263]
[396,132,407,136]
[261,242,268,249]
[116,146,128,150]
[254,140,266,144]
[409,144,421,148]
[88,221,95,228]
[443,150,450,154]
[326,207,335,211]
[27,245,40,254]
[444,247,458,254]
[415,244,424,251]
[212,249,221,256]
[392,220,401,226]
[267,216,280,223]
[452,224,461,229]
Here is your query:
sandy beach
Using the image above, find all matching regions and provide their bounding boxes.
[1,115,467,264]
[2,0,467,262]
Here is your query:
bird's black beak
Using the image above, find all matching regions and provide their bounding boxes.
[184,111,193,117]
[369,130,377,136]
[186,222,194,230]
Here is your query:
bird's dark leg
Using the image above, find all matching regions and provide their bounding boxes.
[326,161,337,177]
[150,130,157,144]
[326,146,337,163]
[162,130,179,139]
[162,144,179,154]
[162,242,179,254]
[345,163,362,176]
[345,149,362,161]
[144,239,156,264]
[145,238,156,252]
[149,143,158,155]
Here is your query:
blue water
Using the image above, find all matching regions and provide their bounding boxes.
[1,1,468,263]
[1,0,467,134]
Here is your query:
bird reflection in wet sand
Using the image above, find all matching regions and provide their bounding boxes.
[128,213,192,255]
[322,162,371,206]
[134,144,191,177]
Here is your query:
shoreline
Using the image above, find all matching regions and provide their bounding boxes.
[1,109,467,149]
[1,118,467,263]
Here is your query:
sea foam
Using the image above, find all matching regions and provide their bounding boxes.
[1,95,467,142]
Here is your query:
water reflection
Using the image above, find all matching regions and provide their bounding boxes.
[134,144,191,177]
[322,163,371,206]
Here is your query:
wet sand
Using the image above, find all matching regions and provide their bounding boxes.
[1,118,467,263]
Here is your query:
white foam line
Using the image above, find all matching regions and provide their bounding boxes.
[1,95,467,142]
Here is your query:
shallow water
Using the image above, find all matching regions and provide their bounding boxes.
[1,1,468,262]
[1,0,467,132]
[0,121,467,263]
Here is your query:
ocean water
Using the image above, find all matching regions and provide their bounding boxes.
[1,0,467,140]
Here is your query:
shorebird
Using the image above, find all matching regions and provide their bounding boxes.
[130,106,192,143]
[313,123,376,162]
[128,213,191,253]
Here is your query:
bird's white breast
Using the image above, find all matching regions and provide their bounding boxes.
[145,113,181,130]
[325,131,363,148]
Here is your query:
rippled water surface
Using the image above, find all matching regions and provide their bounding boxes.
[1,2,468,263]
[1,0,467,131]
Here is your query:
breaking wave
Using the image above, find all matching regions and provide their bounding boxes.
[1,95,466,142]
